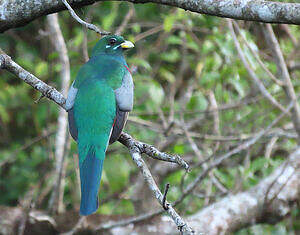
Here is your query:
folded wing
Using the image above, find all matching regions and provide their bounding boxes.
[109,70,133,144]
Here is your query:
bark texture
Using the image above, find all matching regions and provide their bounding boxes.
[1,0,300,32]
[184,147,300,234]
[0,148,298,234]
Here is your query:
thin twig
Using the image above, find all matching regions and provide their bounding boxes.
[115,4,135,35]
[232,21,284,87]
[129,114,297,141]
[175,100,294,204]
[265,136,278,159]
[132,95,262,116]
[181,118,204,160]
[227,19,287,115]
[89,101,295,231]
[0,130,55,168]
[96,209,164,231]
[61,0,109,35]
[119,149,194,234]
[162,183,170,210]
[263,23,300,141]
[263,160,290,208]
[135,25,164,42]
[34,94,45,103]
[119,132,190,170]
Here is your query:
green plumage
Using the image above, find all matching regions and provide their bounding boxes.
[73,56,126,163]
[74,78,116,163]
[74,56,126,90]
[67,35,134,215]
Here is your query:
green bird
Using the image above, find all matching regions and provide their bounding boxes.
[65,35,134,215]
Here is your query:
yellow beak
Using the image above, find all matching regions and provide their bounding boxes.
[120,40,134,49]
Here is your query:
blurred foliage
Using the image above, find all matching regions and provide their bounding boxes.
[0,2,299,233]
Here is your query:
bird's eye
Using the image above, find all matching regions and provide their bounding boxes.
[109,38,117,45]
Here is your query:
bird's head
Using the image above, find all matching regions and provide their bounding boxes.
[91,35,134,57]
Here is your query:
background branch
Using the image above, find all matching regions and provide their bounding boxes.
[262,24,300,141]
[61,0,109,35]
[0,147,298,234]
[46,13,71,214]
[227,19,287,114]
[1,0,300,32]
[0,54,66,108]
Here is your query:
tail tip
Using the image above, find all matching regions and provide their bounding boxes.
[79,203,99,216]
[79,209,97,216]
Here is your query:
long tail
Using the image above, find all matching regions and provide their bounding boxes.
[79,149,104,215]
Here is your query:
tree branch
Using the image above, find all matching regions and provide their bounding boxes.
[262,24,300,141]
[232,21,284,87]
[187,147,299,234]
[80,146,300,234]
[61,0,109,35]
[1,147,298,234]
[46,13,71,214]
[119,132,190,170]
[0,52,191,233]
[115,3,135,35]
[1,0,300,33]
[92,100,294,231]
[96,147,194,234]
[227,19,287,114]
[0,53,66,108]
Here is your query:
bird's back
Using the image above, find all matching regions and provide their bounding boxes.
[74,78,116,161]
[73,77,116,215]
[66,37,134,215]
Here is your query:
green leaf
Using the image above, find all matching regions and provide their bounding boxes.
[167,36,182,45]
[173,144,185,155]
[129,57,151,70]
[73,30,83,47]
[160,49,180,63]
[102,3,119,30]
[34,61,48,77]
[148,82,164,105]
[164,15,176,32]
[0,104,9,123]
[159,68,175,83]
[229,74,245,97]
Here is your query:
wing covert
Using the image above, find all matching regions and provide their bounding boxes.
[66,81,78,111]
[114,70,134,112]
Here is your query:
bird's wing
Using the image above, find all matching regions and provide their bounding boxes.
[109,107,128,144]
[68,107,78,141]
[114,69,134,112]
[66,81,78,111]
[66,81,78,141]
[66,57,114,142]
[109,69,134,144]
